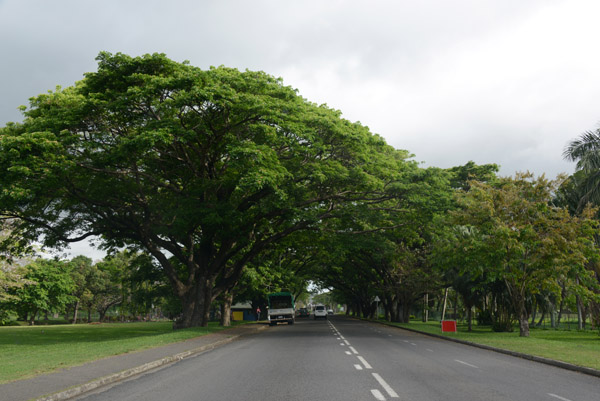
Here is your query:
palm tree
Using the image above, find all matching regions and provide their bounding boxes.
[563,128,600,208]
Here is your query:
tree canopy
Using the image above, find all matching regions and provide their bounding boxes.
[0,52,411,327]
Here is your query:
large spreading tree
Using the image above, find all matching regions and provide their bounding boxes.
[0,52,408,328]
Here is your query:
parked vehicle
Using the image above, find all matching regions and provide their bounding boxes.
[267,292,295,326]
[327,309,334,315]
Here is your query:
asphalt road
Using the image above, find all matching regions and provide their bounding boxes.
[74,316,599,401]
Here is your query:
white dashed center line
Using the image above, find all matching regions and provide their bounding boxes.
[357,355,373,369]
[371,389,386,400]
[331,321,400,401]
[372,373,399,398]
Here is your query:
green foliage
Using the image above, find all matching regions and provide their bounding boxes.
[0,52,410,327]
[447,160,499,190]
[11,259,75,324]
[436,173,600,336]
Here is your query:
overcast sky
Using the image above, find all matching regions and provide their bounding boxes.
[2,0,600,258]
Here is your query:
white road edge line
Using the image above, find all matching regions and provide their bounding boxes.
[372,373,399,398]
[349,346,359,354]
[354,364,363,370]
[548,394,572,401]
[344,340,351,345]
[357,355,373,369]
[454,359,479,369]
[371,389,386,401]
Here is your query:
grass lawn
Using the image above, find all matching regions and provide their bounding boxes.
[383,320,600,371]
[0,321,245,384]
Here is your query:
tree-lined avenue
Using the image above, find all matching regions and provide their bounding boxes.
[72,317,599,401]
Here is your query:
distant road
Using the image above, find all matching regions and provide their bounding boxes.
[75,316,599,401]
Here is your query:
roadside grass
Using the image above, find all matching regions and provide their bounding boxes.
[0,321,246,384]
[382,320,600,371]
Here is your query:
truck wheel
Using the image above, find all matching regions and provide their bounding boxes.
[288,320,294,325]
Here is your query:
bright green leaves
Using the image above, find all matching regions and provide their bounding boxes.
[440,173,600,335]
[0,52,422,327]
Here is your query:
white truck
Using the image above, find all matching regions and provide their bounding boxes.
[267,292,295,326]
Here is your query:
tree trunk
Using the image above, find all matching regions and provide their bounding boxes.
[441,287,449,322]
[576,296,583,330]
[389,298,399,322]
[174,277,216,329]
[518,305,530,337]
[454,292,459,320]
[72,300,80,324]
[557,284,566,326]
[423,293,429,322]
[467,304,473,332]
[536,310,546,327]
[401,301,411,323]
[220,292,233,327]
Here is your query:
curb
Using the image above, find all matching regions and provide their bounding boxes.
[34,325,268,401]
[366,318,600,379]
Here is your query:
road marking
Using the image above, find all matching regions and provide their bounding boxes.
[372,373,399,398]
[345,351,352,355]
[454,359,479,369]
[349,346,359,354]
[388,334,392,337]
[371,389,386,401]
[426,348,433,352]
[344,340,351,345]
[354,364,363,370]
[548,394,572,401]
[340,343,345,346]
[357,355,373,369]
[410,343,416,346]
[403,340,409,343]
[339,336,345,339]
[337,337,341,340]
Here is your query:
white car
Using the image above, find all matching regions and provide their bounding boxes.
[314,305,327,320]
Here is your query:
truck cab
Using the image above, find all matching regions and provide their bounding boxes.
[267,292,295,326]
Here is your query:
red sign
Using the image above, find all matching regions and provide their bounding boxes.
[441,320,457,332]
